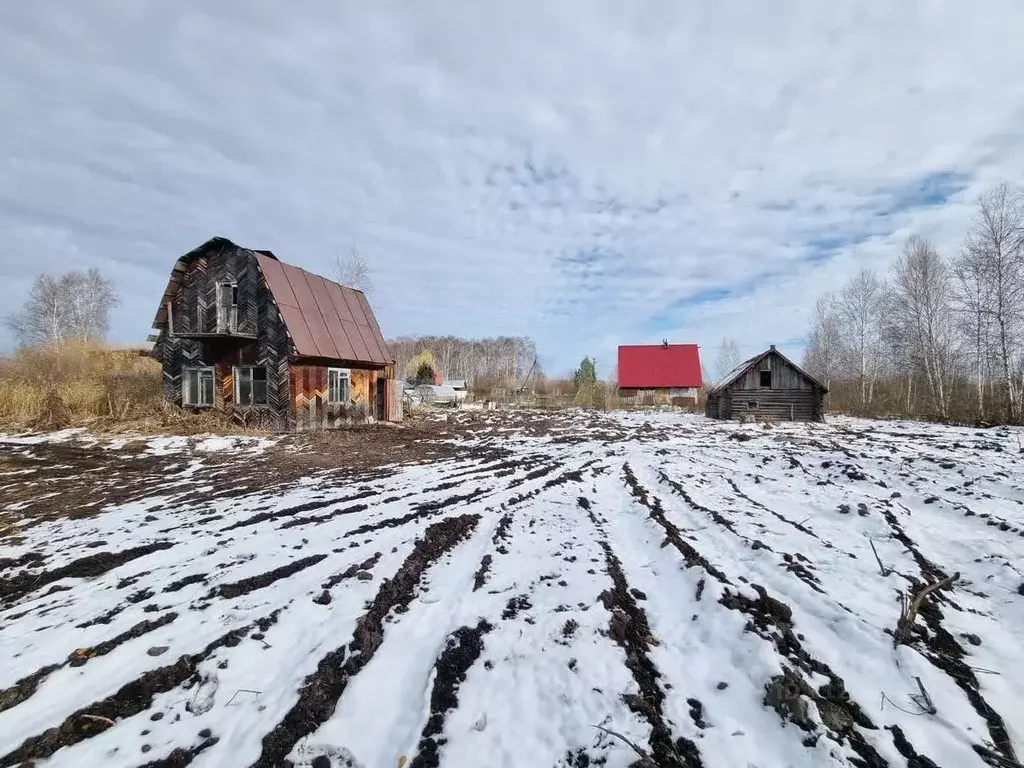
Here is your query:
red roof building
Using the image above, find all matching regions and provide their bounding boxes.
[617,343,703,399]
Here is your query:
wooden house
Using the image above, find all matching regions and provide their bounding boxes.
[617,342,703,406]
[705,345,826,422]
[149,237,401,430]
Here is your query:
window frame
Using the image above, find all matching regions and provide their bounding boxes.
[182,366,215,408]
[215,281,239,333]
[759,369,772,388]
[234,366,269,407]
[328,367,351,405]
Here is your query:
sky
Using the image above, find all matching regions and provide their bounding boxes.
[2,2,1024,378]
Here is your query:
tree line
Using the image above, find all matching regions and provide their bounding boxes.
[387,335,540,386]
[803,182,1024,424]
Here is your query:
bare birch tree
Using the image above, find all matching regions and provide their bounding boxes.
[6,269,119,347]
[952,238,995,420]
[802,293,843,392]
[960,183,1024,421]
[889,236,958,419]
[334,245,373,294]
[715,337,742,380]
[837,269,886,405]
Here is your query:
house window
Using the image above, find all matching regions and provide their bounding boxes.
[183,367,215,407]
[216,282,238,333]
[328,368,351,404]
[759,370,772,387]
[747,401,758,410]
[235,366,268,406]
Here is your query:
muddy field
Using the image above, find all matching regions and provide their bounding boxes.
[1,411,1023,768]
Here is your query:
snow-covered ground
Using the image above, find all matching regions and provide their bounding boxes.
[1,412,1023,768]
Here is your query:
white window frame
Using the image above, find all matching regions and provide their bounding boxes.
[234,366,268,407]
[328,367,351,405]
[183,366,215,407]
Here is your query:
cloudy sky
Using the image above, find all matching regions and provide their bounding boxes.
[3,2,1024,376]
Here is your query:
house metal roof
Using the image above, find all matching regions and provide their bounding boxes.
[254,254,391,365]
[617,343,703,389]
[151,237,392,367]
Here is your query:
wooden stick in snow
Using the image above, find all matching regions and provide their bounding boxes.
[893,572,959,647]
[869,539,892,576]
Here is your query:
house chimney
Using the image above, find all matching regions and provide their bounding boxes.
[662,339,669,349]
[770,344,776,351]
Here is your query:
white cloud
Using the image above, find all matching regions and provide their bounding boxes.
[2,1,1024,377]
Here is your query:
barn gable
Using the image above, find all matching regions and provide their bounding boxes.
[706,345,826,422]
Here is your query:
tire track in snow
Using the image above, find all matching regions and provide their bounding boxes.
[250,513,482,768]
[655,470,828,596]
[621,464,901,767]
[0,541,175,607]
[879,501,1018,766]
[0,610,281,767]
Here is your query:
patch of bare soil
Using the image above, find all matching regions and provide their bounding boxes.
[0,663,62,714]
[0,418,501,535]
[410,619,494,768]
[321,553,383,590]
[222,489,378,532]
[136,734,221,768]
[211,554,328,600]
[344,488,488,536]
[472,554,493,591]
[251,513,482,768]
[0,541,174,606]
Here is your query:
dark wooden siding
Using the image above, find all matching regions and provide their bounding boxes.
[159,242,292,430]
[706,350,824,422]
[731,354,816,391]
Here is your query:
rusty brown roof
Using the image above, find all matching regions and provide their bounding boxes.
[150,238,392,366]
[254,253,392,365]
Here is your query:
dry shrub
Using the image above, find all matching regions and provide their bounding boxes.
[0,341,253,434]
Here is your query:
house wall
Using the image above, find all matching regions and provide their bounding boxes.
[160,243,292,429]
[290,363,392,430]
[706,351,824,422]
[618,387,698,406]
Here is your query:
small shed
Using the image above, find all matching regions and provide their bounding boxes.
[446,379,469,401]
[413,384,459,406]
[706,345,827,422]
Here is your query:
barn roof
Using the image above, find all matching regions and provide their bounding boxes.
[617,343,703,389]
[708,346,827,394]
[151,237,392,367]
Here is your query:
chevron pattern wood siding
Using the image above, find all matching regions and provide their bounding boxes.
[289,364,381,430]
[159,242,292,430]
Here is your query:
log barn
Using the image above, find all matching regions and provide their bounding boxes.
[617,342,703,406]
[706,345,826,422]
[149,236,401,430]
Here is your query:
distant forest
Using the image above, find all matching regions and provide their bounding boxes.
[387,335,540,385]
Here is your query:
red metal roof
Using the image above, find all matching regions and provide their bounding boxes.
[254,253,392,366]
[617,344,703,389]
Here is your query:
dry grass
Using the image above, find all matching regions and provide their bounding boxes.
[0,341,258,434]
